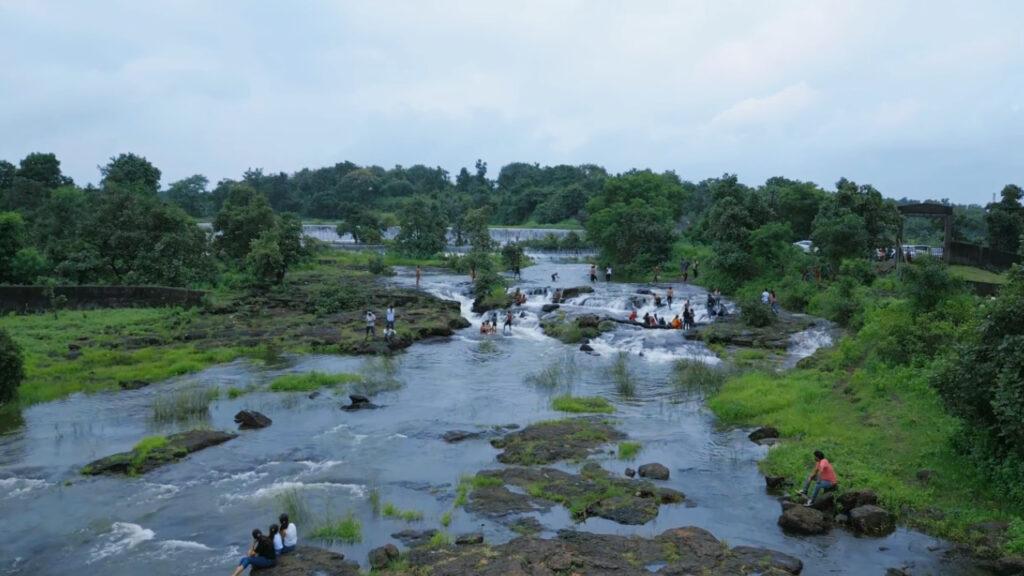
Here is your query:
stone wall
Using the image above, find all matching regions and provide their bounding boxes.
[0,285,205,313]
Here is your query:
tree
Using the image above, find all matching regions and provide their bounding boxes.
[277,213,305,268]
[0,328,25,403]
[0,212,28,282]
[100,153,161,194]
[901,256,962,313]
[213,184,277,260]
[463,206,493,251]
[763,177,826,239]
[811,202,870,267]
[395,196,448,257]
[0,160,15,191]
[586,198,675,277]
[985,184,1023,254]
[246,231,286,286]
[166,175,210,217]
[336,204,384,244]
[336,169,381,204]
[17,152,70,189]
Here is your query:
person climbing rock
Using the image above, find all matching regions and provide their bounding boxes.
[799,450,839,505]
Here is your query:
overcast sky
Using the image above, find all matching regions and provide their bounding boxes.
[1,1,1022,204]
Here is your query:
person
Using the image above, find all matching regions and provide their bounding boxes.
[653,265,661,282]
[503,310,513,334]
[552,288,562,303]
[671,315,682,329]
[470,264,476,281]
[628,308,638,322]
[364,310,376,340]
[415,265,421,288]
[491,311,499,328]
[605,266,612,282]
[799,450,838,505]
[692,261,699,279]
[480,320,490,334]
[653,293,662,307]
[761,288,770,305]
[383,326,396,344]
[642,312,651,326]
[659,316,667,327]
[270,524,283,556]
[513,265,521,280]
[551,271,559,282]
[667,287,674,307]
[706,292,717,315]
[683,307,694,330]
[590,264,597,283]
[714,289,724,316]
[230,529,276,576]
[279,514,297,554]
[386,305,396,330]
[769,290,779,315]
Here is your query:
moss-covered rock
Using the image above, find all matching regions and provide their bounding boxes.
[82,429,236,475]
[490,417,623,465]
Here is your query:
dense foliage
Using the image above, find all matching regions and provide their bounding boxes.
[0,328,25,404]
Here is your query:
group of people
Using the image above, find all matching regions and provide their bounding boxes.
[760,288,780,315]
[629,301,696,330]
[480,309,514,335]
[589,264,613,282]
[364,305,398,342]
[679,259,699,282]
[706,289,726,317]
[230,513,297,575]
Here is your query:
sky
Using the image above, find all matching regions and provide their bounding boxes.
[1,1,1022,204]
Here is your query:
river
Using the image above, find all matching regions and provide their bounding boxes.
[0,255,978,575]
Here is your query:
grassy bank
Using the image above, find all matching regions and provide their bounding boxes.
[708,359,1024,555]
[948,265,1007,285]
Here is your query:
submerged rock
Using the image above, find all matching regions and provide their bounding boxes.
[254,545,360,575]
[541,303,560,313]
[341,394,379,411]
[748,426,779,443]
[443,430,483,443]
[455,532,484,546]
[848,505,895,537]
[580,343,595,353]
[637,463,670,480]
[368,543,400,570]
[557,286,594,301]
[625,467,636,478]
[82,430,236,475]
[400,526,803,575]
[490,417,624,465]
[391,529,439,548]
[778,505,830,535]
[234,409,272,429]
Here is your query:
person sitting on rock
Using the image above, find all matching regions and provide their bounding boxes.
[653,293,662,307]
[628,308,638,322]
[671,315,682,329]
[270,524,283,556]
[279,513,297,554]
[229,528,276,576]
[799,450,838,505]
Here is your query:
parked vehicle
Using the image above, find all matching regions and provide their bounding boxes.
[793,240,814,253]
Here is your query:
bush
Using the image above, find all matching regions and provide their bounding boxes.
[0,329,25,403]
[312,513,362,543]
[151,386,218,423]
[618,441,641,459]
[740,296,775,327]
[673,359,728,397]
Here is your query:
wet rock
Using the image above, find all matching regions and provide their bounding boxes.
[505,516,544,535]
[586,494,659,525]
[730,546,804,575]
[307,391,320,399]
[234,410,272,430]
[558,286,594,301]
[765,475,790,491]
[759,437,781,447]
[258,545,360,575]
[848,505,895,537]
[968,521,1010,552]
[391,529,439,548]
[778,505,830,535]
[638,463,670,480]
[465,485,550,518]
[455,532,484,546]
[838,489,878,512]
[341,394,379,411]
[118,379,150,390]
[809,493,835,514]
[490,417,624,465]
[82,430,236,475]
[443,430,483,443]
[577,314,601,328]
[748,426,779,443]
[636,288,653,295]
[685,313,816,350]
[368,543,400,570]
[994,556,1024,576]
[916,468,936,484]
[579,343,595,353]
[624,467,636,478]
[541,303,560,313]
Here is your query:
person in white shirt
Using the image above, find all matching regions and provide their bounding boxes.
[364,310,376,340]
[761,289,770,305]
[270,524,283,555]
[385,305,396,330]
[279,513,298,554]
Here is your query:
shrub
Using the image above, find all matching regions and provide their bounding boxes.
[151,386,218,423]
[269,372,361,392]
[739,296,774,328]
[0,328,25,404]
[551,395,614,414]
[673,359,728,397]
[610,352,636,397]
[618,441,641,459]
[312,513,362,543]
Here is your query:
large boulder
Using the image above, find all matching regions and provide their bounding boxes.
[838,489,878,512]
[234,410,272,429]
[443,430,483,443]
[559,286,594,301]
[368,544,400,570]
[730,546,804,575]
[82,430,236,476]
[341,394,379,411]
[848,505,895,537]
[253,545,359,575]
[748,426,779,443]
[577,314,601,328]
[638,463,670,480]
[391,529,439,548]
[778,505,830,535]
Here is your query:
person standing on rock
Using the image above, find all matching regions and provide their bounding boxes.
[590,264,597,283]
[653,265,661,282]
[605,266,612,282]
[800,450,838,505]
[667,286,674,308]
[364,310,376,340]
[551,271,559,282]
[415,265,422,288]
[692,261,699,279]
[279,513,297,554]
[386,304,396,330]
[503,310,514,334]
[229,528,276,575]
[769,290,779,315]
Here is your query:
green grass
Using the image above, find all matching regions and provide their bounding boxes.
[382,502,424,522]
[269,371,362,392]
[610,352,636,397]
[525,355,577,389]
[551,395,614,414]
[708,365,1024,554]
[948,265,1007,285]
[673,359,729,397]
[440,511,452,527]
[454,474,503,508]
[312,513,362,544]
[427,531,451,548]
[151,386,219,423]
[276,489,310,527]
[129,435,169,472]
[617,441,642,460]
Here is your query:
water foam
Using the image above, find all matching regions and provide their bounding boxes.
[0,477,49,498]
[89,522,155,563]
[232,480,366,501]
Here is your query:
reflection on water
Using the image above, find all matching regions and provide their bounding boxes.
[0,256,976,575]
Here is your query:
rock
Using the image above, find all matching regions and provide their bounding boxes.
[505,516,544,535]
[559,286,594,301]
[234,410,272,429]
[759,437,781,447]
[730,546,804,575]
[455,532,484,546]
[885,568,912,576]
[848,505,895,537]
[443,430,482,443]
[541,303,560,313]
[838,489,878,512]
[256,545,360,575]
[391,529,439,548]
[638,463,670,480]
[368,544,400,570]
[586,495,660,525]
[577,314,601,328]
[624,467,636,478]
[778,505,830,535]
[491,417,624,465]
[835,513,849,524]
[995,556,1024,576]
[307,391,321,399]
[579,343,594,352]
[636,288,653,295]
[916,468,936,484]
[809,493,835,514]
[765,475,789,491]
[748,426,779,443]
[118,380,150,390]
[341,394,379,411]
[968,521,1010,552]
[82,430,236,475]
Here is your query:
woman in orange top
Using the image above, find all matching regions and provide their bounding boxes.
[800,450,838,505]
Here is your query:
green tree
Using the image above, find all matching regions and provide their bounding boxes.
[395,196,448,257]
[16,152,70,189]
[213,184,277,260]
[0,328,25,403]
[811,202,870,267]
[336,205,385,244]
[10,248,48,284]
[763,177,826,239]
[901,256,962,313]
[0,212,28,282]
[166,175,209,217]
[277,213,305,268]
[0,160,15,191]
[587,198,675,277]
[463,206,493,251]
[985,184,1023,254]
[246,231,286,286]
[100,153,162,195]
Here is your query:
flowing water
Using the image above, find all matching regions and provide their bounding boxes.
[0,256,978,575]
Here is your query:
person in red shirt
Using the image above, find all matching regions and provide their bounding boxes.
[800,450,838,505]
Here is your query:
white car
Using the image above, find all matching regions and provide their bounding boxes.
[793,240,814,253]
